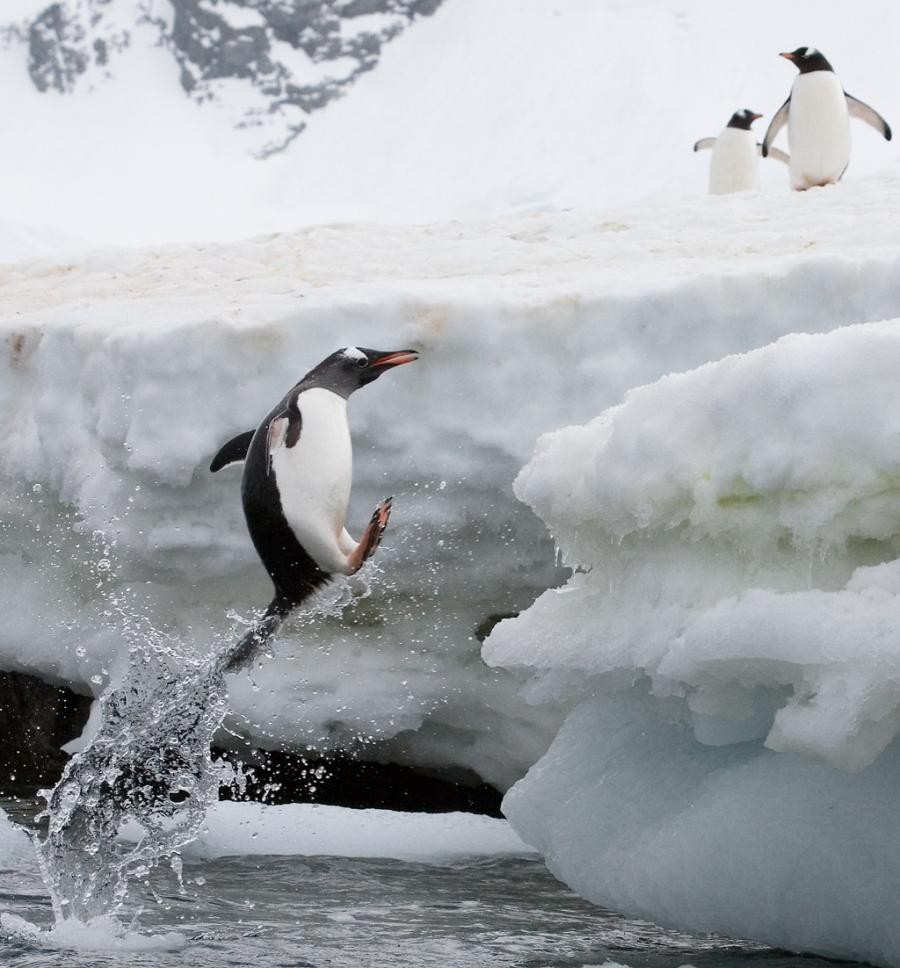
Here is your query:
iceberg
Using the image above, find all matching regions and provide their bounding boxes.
[486,319,900,964]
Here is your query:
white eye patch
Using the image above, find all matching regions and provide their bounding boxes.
[342,346,367,362]
[804,47,818,58]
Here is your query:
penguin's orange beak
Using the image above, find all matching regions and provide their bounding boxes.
[370,350,419,369]
[750,112,763,122]
[780,51,796,61]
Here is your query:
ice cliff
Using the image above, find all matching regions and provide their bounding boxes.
[4,178,900,799]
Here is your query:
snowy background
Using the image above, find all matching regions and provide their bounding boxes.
[3,0,900,963]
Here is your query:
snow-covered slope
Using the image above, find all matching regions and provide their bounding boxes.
[4,176,900,794]
[1,0,899,251]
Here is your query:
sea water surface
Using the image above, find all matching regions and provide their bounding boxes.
[0,800,853,968]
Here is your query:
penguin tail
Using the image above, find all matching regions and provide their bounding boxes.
[221,596,293,673]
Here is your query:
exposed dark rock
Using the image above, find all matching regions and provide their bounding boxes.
[0,670,92,796]
[0,670,502,815]
[28,4,88,93]
[474,612,520,643]
[7,0,446,156]
[217,747,503,816]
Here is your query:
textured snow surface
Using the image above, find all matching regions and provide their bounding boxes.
[5,180,900,791]
[176,802,531,862]
[486,320,900,772]
[1,0,899,250]
[488,318,900,962]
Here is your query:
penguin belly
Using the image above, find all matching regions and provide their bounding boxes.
[708,128,760,195]
[270,388,353,575]
[788,72,851,189]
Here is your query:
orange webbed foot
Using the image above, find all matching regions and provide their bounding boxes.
[346,497,393,575]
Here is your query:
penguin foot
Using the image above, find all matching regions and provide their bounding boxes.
[347,497,393,574]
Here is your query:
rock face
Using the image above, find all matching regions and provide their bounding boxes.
[7,0,443,155]
[0,671,91,795]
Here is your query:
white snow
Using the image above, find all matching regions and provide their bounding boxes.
[201,0,267,30]
[173,801,532,862]
[486,320,900,772]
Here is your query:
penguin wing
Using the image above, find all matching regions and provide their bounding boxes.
[693,137,716,152]
[266,413,289,475]
[761,97,790,158]
[210,430,255,472]
[845,93,892,141]
[759,144,790,165]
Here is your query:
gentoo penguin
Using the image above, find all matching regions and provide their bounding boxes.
[210,346,418,669]
[762,47,892,190]
[693,109,789,194]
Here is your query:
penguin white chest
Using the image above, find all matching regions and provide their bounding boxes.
[708,128,760,195]
[788,72,850,188]
[271,387,352,572]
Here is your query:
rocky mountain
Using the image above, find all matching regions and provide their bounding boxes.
[3,0,442,156]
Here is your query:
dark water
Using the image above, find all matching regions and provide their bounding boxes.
[0,818,853,968]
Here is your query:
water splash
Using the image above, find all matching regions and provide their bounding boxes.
[34,643,228,923]
[25,536,369,934]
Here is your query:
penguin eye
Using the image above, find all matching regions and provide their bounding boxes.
[356,357,368,369]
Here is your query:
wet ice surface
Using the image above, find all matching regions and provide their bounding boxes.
[0,805,852,968]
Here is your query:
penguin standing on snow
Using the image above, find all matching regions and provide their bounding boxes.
[210,346,418,670]
[694,108,789,194]
[762,47,892,190]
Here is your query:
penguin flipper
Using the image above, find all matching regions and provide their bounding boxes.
[210,430,255,472]
[845,93,892,141]
[759,144,790,165]
[266,414,290,475]
[762,96,790,158]
[693,137,716,152]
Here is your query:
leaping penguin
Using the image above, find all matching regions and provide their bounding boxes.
[762,47,892,190]
[210,346,418,670]
[694,108,789,195]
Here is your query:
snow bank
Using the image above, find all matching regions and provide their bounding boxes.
[487,319,900,963]
[173,802,531,862]
[5,179,900,791]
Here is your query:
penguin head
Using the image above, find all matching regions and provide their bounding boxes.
[727,109,763,130]
[780,47,834,74]
[305,346,419,397]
